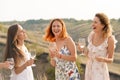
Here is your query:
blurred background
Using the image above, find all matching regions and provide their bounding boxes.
[0,0,120,80]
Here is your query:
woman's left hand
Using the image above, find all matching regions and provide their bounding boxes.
[55,53,61,58]
[49,49,56,58]
[76,42,84,52]
[95,56,105,62]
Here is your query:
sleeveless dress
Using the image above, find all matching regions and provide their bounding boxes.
[85,32,117,80]
[10,46,34,80]
[0,73,3,80]
[55,45,80,80]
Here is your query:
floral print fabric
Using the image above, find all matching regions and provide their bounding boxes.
[55,45,80,80]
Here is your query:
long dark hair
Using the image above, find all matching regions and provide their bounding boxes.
[4,24,25,67]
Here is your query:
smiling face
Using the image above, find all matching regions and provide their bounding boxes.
[92,16,104,33]
[52,20,63,37]
[44,19,68,42]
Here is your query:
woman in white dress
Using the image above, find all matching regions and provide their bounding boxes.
[77,13,117,80]
[4,24,34,80]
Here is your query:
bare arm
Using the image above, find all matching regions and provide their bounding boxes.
[14,59,34,74]
[104,36,115,63]
[49,48,56,67]
[50,59,56,67]
[58,37,77,62]
[0,61,10,69]
[95,36,115,63]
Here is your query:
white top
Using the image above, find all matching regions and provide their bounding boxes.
[85,31,117,80]
[10,46,34,80]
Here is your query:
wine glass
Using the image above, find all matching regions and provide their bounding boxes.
[48,42,57,61]
[78,38,86,55]
[49,42,57,51]
[30,49,36,67]
[6,58,14,77]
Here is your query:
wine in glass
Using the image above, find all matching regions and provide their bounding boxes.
[49,42,57,51]
[6,58,14,77]
[48,42,57,61]
[30,49,36,67]
[78,38,86,55]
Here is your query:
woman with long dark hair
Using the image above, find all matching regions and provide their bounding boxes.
[4,24,34,80]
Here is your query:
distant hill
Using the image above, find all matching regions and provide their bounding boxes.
[0,19,120,80]
[0,18,120,52]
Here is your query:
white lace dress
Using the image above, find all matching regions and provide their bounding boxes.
[10,46,34,80]
[85,32,117,80]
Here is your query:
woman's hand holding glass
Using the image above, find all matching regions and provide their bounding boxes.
[29,49,36,67]
[6,58,14,70]
[6,58,15,77]
[48,42,58,60]
[77,38,86,55]
[95,56,106,62]
[25,59,34,67]
[49,50,56,58]
[3,61,11,69]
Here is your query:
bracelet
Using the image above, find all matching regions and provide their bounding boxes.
[59,54,62,59]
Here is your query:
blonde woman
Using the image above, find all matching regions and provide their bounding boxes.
[77,13,117,80]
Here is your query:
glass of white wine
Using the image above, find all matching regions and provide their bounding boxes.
[30,49,36,67]
[49,42,57,51]
[78,38,86,55]
[48,42,57,61]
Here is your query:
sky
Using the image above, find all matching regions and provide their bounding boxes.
[0,0,120,21]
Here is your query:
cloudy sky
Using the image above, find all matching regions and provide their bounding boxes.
[0,0,120,21]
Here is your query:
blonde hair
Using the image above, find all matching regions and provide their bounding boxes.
[95,13,113,38]
[43,18,68,42]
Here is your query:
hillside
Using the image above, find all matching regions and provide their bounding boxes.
[0,18,120,80]
[0,18,120,52]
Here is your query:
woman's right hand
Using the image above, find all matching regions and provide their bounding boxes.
[49,49,56,58]
[25,59,34,67]
[76,42,88,55]
[76,42,84,52]
[3,61,10,69]
[50,58,56,67]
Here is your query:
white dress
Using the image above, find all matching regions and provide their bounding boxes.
[0,73,3,80]
[10,46,34,80]
[85,31,117,80]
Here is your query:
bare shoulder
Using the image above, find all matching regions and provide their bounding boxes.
[64,37,75,50]
[64,36,74,43]
[108,36,114,44]
[108,36,114,42]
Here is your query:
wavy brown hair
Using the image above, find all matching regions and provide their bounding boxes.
[43,18,69,42]
[95,13,113,38]
[4,24,25,67]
